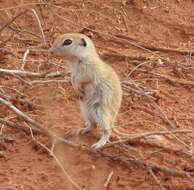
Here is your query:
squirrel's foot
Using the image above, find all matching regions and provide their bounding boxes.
[91,130,110,149]
[91,140,107,149]
[76,126,92,136]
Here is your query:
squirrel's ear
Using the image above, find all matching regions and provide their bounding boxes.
[80,38,87,47]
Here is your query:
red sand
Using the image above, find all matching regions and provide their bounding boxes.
[0,1,194,189]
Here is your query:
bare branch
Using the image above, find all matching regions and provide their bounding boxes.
[96,150,194,178]
[25,123,82,190]
[121,79,156,101]
[0,68,47,77]
[104,170,114,187]
[0,97,48,135]
[115,34,194,55]
[52,136,194,178]
[106,129,193,147]
[148,167,165,190]
[0,68,66,78]
[30,9,47,45]
[21,48,30,70]
[0,10,28,33]
[30,79,68,85]
[127,61,150,77]
[139,69,194,87]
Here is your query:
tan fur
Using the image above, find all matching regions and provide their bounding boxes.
[50,33,122,149]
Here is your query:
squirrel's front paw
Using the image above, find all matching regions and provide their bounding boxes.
[79,91,85,100]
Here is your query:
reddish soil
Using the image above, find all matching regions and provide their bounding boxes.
[0,0,194,190]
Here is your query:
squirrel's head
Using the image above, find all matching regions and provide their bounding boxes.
[49,33,97,60]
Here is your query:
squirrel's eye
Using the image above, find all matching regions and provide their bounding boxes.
[62,39,72,46]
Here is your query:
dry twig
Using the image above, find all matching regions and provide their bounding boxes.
[104,170,114,187]
[0,97,48,135]
[0,68,65,78]
[0,68,47,77]
[96,150,194,178]
[127,61,150,77]
[139,69,194,87]
[21,48,30,70]
[121,79,156,100]
[30,79,68,85]
[0,10,28,33]
[25,123,82,190]
[106,129,192,147]
[115,34,194,55]
[148,167,165,190]
[30,9,47,45]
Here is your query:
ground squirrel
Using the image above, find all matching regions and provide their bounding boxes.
[49,33,122,149]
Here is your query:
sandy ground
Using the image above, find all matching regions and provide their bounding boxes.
[0,0,194,189]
